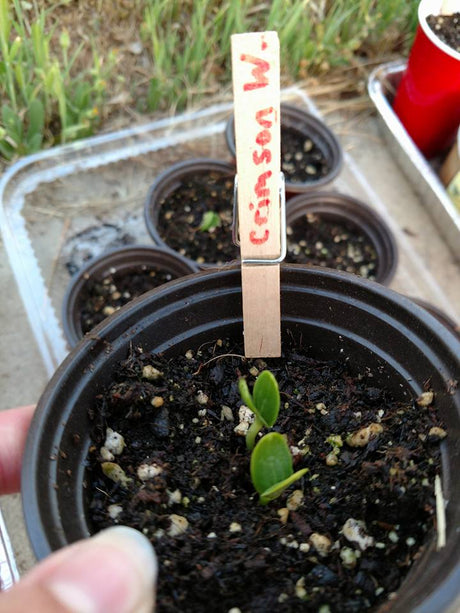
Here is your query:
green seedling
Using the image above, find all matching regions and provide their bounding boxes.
[199,210,221,232]
[251,432,308,505]
[239,370,280,450]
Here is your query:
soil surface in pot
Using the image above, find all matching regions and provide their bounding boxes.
[86,338,444,612]
[427,12,460,52]
[157,171,238,265]
[285,213,378,280]
[80,267,178,334]
[282,127,330,185]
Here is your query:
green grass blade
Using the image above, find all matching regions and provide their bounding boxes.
[26,97,44,140]
[0,0,12,45]
[1,104,22,142]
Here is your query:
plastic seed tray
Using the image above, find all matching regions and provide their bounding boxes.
[1,86,458,381]
[0,85,459,587]
[0,510,19,591]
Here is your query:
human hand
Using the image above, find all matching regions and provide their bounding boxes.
[0,405,157,613]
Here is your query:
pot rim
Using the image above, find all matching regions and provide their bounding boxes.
[225,103,343,191]
[406,295,460,339]
[286,190,398,285]
[418,0,460,62]
[62,244,199,347]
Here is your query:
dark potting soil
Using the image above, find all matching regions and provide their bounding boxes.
[285,213,378,280]
[80,267,176,334]
[427,12,460,53]
[87,338,445,613]
[157,171,239,266]
[282,127,330,184]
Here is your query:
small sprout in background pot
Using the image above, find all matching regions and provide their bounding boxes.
[239,370,280,450]
[199,210,221,232]
[250,432,308,505]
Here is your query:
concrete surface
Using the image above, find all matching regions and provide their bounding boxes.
[0,98,459,583]
[335,111,460,319]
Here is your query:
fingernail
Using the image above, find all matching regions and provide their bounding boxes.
[47,526,157,613]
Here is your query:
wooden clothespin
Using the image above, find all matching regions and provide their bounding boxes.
[231,32,285,357]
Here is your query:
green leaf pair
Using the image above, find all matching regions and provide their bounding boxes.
[239,370,308,505]
[199,210,221,232]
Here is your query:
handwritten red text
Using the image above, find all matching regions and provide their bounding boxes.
[248,106,277,245]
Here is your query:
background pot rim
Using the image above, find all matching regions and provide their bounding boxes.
[285,190,398,285]
[225,102,343,192]
[407,295,460,339]
[62,244,199,347]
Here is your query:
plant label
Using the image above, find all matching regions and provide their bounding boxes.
[231,31,282,358]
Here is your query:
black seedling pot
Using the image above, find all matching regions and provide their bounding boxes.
[23,267,460,612]
[408,296,460,340]
[225,103,343,195]
[285,191,398,285]
[144,159,238,269]
[62,245,198,347]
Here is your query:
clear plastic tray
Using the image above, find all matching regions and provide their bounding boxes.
[0,86,458,380]
[0,509,19,590]
[1,85,459,587]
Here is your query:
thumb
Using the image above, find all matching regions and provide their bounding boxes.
[0,526,157,613]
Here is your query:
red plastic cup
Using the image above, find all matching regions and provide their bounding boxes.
[393,0,460,158]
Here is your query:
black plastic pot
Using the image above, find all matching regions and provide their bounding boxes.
[62,245,198,347]
[23,267,460,612]
[408,296,460,340]
[144,159,238,269]
[285,191,398,285]
[225,103,343,195]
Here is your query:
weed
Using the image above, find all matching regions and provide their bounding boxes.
[0,0,113,159]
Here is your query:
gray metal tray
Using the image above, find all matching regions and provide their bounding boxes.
[368,60,460,260]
